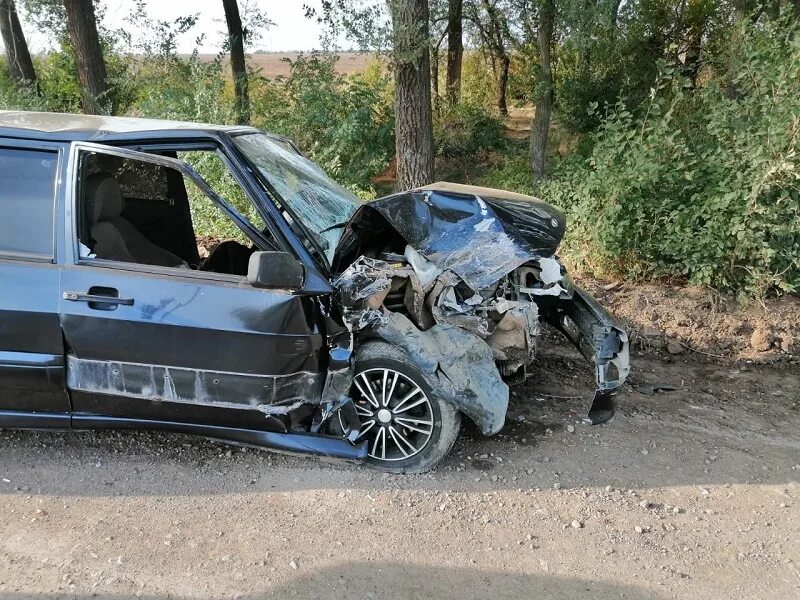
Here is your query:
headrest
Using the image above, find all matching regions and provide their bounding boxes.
[86,173,124,223]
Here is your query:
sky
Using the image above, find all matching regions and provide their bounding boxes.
[21,0,334,54]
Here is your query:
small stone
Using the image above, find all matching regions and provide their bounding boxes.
[672,507,681,514]
[289,560,298,570]
[571,520,583,529]
[641,449,649,455]
[666,340,684,355]
[566,425,575,433]
[639,500,650,508]
[635,526,645,534]
[553,483,561,490]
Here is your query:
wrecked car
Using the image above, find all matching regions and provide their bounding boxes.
[0,111,629,473]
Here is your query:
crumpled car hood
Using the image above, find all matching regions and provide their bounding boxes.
[334,182,566,291]
[331,181,629,438]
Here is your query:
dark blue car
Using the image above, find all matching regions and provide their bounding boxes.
[0,111,629,472]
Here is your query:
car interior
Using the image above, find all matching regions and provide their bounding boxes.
[78,151,265,277]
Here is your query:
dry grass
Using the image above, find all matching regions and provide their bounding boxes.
[189,52,379,78]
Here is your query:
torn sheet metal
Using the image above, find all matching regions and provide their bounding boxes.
[332,253,539,433]
[309,298,363,442]
[331,181,629,435]
[542,286,630,424]
[334,182,566,292]
[332,257,395,308]
[374,312,509,435]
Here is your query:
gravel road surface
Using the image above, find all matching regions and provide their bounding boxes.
[1,340,798,599]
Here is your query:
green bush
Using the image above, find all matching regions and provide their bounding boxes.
[129,54,236,125]
[459,52,497,109]
[434,103,506,159]
[249,54,394,192]
[474,149,533,193]
[536,17,800,297]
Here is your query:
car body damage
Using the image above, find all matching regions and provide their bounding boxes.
[0,111,629,468]
[331,182,630,435]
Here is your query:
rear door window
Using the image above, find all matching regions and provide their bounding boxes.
[0,147,58,258]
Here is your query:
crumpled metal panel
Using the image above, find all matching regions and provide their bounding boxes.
[334,183,566,292]
[331,182,630,434]
[374,312,509,435]
[541,286,631,423]
[332,254,534,434]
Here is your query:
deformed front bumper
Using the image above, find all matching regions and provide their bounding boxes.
[544,285,630,424]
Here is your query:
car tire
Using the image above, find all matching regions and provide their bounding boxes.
[342,340,461,474]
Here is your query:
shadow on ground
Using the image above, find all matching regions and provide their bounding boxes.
[0,562,663,600]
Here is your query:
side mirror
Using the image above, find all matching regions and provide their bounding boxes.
[247,251,305,291]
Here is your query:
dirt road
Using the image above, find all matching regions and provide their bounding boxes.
[0,338,798,599]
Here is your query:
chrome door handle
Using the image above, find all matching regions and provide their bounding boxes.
[63,292,135,306]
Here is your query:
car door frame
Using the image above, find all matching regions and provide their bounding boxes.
[62,141,276,267]
[60,141,334,428]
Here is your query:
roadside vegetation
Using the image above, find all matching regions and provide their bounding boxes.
[1,0,798,298]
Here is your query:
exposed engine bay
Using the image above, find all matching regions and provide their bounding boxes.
[329,182,630,436]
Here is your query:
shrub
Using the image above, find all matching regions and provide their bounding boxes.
[129,54,236,126]
[536,16,800,297]
[460,51,497,109]
[434,103,506,159]
[249,54,394,192]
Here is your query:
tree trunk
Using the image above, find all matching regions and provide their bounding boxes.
[611,0,623,26]
[431,40,439,113]
[0,0,36,86]
[480,0,509,117]
[497,54,509,116]
[445,0,463,106]
[63,0,109,114]
[530,0,554,180]
[389,0,435,191]
[222,0,250,125]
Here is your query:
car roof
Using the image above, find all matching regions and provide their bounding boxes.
[0,110,261,142]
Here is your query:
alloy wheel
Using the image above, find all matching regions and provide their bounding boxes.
[341,367,435,462]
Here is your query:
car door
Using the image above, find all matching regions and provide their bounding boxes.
[59,142,331,430]
[0,140,71,420]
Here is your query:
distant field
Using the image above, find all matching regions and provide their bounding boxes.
[190,52,378,78]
